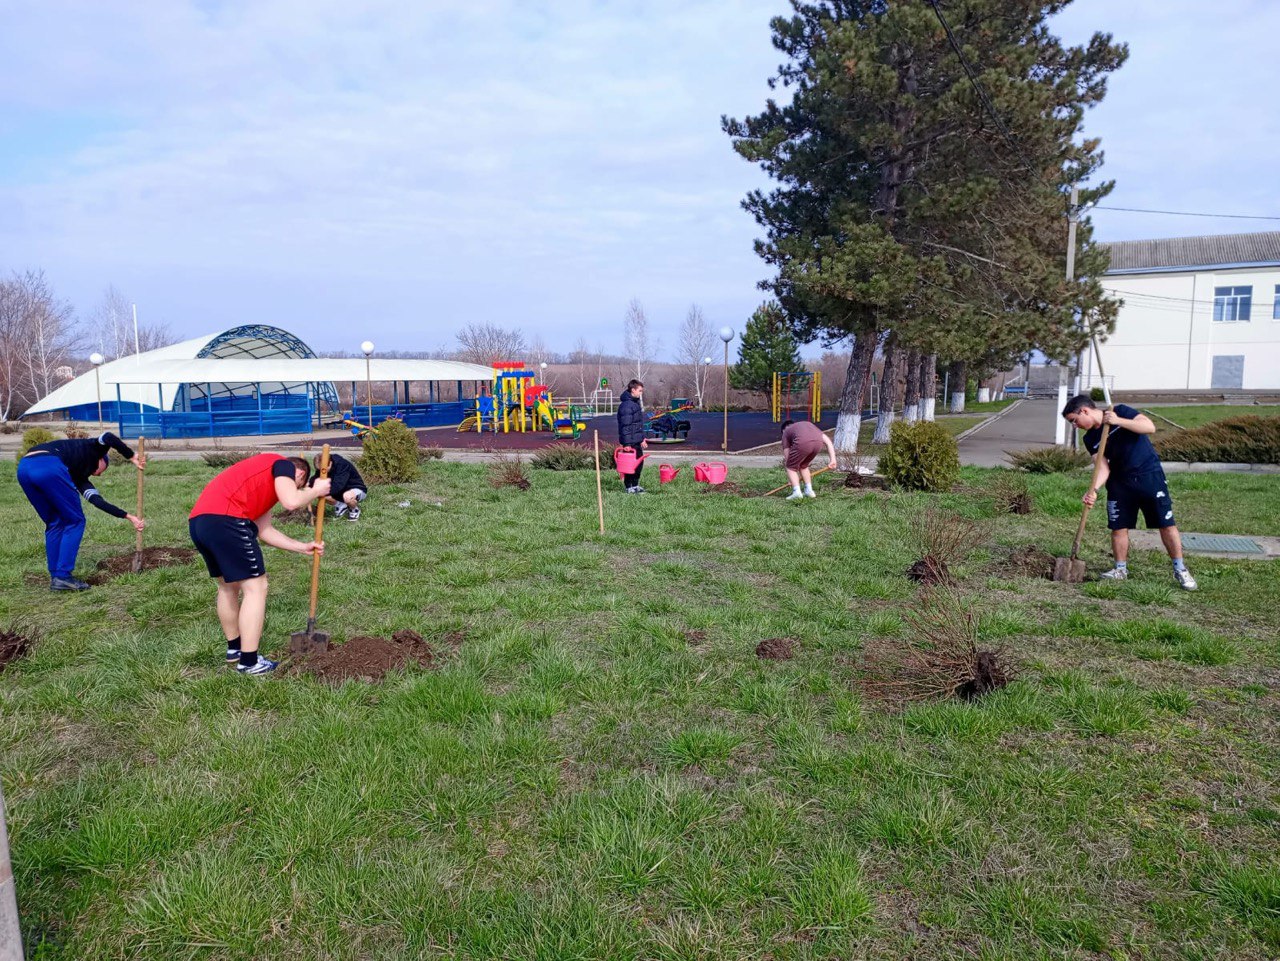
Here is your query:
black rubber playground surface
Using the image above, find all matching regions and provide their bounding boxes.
[310,411,837,453]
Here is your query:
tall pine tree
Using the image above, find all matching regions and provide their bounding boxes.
[724,0,1126,457]
[730,301,805,397]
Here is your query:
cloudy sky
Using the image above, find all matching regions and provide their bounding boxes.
[1,0,1277,357]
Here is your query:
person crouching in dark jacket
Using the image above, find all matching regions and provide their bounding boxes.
[16,431,146,591]
[616,380,648,493]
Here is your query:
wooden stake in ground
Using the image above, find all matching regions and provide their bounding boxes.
[130,437,146,573]
[593,429,605,534]
[290,444,332,654]
[761,464,833,498]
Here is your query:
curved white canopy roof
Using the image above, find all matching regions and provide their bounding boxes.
[25,326,495,417]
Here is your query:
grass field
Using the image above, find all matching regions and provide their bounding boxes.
[2,458,1278,959]
[1144,404,1280,437]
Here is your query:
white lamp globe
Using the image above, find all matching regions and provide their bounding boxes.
[89,352,105,366]
[718,326,735,343]
[703,356,713,365]
[360,341,375,356]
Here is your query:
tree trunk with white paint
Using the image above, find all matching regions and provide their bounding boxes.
[920,353,937,421]
[948,360,966,413]
[901,348,920,424]
[871,335,902,444]
[832,332,878,466]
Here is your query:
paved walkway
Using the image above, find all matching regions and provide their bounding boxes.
[957,398,1059,467]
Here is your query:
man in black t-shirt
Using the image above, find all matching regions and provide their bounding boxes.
[1061,395,1197,590]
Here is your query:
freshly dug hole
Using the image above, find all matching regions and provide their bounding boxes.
[755,637,797,660]
[289,629,442,683]
[0,629,34,672]
[843,472,889,490]
[992,545,1055,579]
[87,546,197,583]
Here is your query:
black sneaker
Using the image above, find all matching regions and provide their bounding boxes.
[50,577,90,592]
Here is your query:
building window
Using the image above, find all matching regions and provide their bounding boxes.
[1273,284,1280,320]
[1213,285,1252,322]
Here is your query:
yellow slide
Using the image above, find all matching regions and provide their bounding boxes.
[535,399,555,431]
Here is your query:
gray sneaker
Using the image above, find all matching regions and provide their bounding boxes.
[50,576,90,592]
[347,505,361,521]
[1100,567,1128,581]
[1174,568,1198,591]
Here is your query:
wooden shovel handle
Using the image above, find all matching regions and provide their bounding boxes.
[308,444,331,622]
[135,437,145,553]
[763,464,833,498]
[1070,410,1112,560]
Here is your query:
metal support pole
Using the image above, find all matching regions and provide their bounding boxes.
[722,340,729,453]
[365,357,373,427]
[1062,185,1081,448]
[95,367,103,430]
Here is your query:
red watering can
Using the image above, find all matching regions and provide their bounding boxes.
[693,462,728,484]
[613,445,647,476]
[659,464,681,484]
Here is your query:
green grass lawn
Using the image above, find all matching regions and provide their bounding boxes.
[1145,404,1280,436]
[2,460,1279,959]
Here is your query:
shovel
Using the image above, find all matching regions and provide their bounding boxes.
[761,465,834,498]
[290,444,331,655]
[1053,407,1112,583]
[131,437,146,573]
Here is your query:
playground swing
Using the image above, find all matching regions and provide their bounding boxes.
[771,371,822,423]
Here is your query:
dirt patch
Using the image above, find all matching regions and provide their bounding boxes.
[843,472,889,490]
[86,546,198,584]
[0,629,34,673]
[906,556,952,586]
[698,481,748,497]
[274,506,316,525]
[992,545,1055,580]
[683,629,708,646]
[1004,493,1035,514]
[289,629,442,683]
[957,649,1011,699]
[755,637,797,661]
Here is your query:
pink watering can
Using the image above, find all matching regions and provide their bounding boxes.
[659,464,681,484]
[613,445,647,476]
[693,462,728,484]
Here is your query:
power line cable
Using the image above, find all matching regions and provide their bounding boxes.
[1094,205,1280,222]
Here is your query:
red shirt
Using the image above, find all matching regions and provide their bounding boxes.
[190,453,296,520]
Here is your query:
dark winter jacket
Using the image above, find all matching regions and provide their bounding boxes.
[617,391,645,445]
[23,432,135,518]
[310,453,366,496]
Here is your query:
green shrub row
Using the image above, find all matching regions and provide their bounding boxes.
[1155,415,1280,464]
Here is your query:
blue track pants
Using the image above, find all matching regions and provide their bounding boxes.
[16,455,87,580]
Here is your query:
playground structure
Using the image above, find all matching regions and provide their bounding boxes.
[645,398,695,442]
[458,362,588,439]
[771,371,822,423]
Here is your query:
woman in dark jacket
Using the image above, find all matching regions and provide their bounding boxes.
[17,431,146,590]
[616,380,648,493]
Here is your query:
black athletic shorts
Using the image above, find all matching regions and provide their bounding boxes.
[189,514,266,582]
[1106,469,1176,531]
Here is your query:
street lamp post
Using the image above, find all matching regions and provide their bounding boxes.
[90,353,105,431]
[718,327,735,453]
[361,341,375,427]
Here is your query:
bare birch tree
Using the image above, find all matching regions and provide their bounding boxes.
[1,271,79,416]
[622,298,654,382]
[675,303,716,407]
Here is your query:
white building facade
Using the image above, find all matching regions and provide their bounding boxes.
[1095,232,1280,391]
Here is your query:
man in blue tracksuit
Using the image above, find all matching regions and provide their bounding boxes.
[616,379,648,493]
[16,431,147,591]
[1062,395,1197,591]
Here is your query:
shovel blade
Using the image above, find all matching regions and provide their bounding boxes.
[131,553,143,573]
[1052,557,1087,583]
[290,629,330,654]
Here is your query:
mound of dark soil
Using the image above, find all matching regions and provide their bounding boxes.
[994,545,1055,579]
[274,506,316,525]
[87,546,198,584]
[683,629,708,646]
[755,637,797,661]
[698,481,748,497]
[1004,493,1035,515]
[291,629,440,683]
[0,630,34,672]
[843,472,889,490]
[905,556,951,585]
[957,650,1010,699]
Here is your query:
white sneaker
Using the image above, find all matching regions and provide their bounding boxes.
[625,486,639,494]
[804,488,816,498]
[785,489,804,500]
[1174,568,1198,591]
[1100,567,1128,581]
[236,657,277,676]
[334,503,348,518]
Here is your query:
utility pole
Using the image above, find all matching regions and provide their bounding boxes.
[1057,186,1080,447]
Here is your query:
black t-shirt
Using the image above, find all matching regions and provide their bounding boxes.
[1083,404,1163,485]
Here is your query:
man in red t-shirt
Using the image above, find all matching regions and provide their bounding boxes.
[189,453,331,676]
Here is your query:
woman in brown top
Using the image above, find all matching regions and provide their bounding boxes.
[780,419,837,499]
